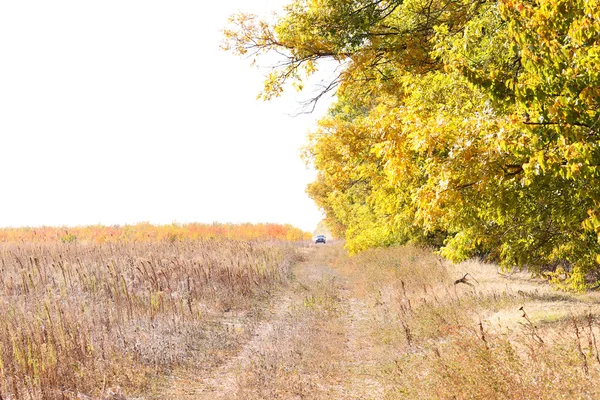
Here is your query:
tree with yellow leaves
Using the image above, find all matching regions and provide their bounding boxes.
[224,0,600,290]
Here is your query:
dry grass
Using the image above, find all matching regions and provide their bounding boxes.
[6,238,599,399]
[0,239,298,399]
[325,243,600,399]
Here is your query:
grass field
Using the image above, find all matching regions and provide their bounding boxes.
[0,238,300,399]
[0,222,310,243]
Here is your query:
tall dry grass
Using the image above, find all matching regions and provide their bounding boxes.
[0,239,298,399]
[329,244,600,399]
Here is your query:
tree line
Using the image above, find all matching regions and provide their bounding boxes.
[224,0,600,290]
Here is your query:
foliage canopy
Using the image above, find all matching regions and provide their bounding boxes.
[224,0,600,289]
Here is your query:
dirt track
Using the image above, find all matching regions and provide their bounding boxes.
[160,245,385,399]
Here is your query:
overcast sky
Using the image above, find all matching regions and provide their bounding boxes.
[0,1,333,232]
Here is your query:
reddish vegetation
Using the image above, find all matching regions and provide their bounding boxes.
[0,222,311,243]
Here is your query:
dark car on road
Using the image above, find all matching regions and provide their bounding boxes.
[315,235,326,244]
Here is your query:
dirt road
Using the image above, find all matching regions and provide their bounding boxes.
[159,245,385,399]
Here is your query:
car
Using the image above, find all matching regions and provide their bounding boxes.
[315,235,326,244]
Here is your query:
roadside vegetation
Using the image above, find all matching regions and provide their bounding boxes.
[326,243,600,399]
[0,228,303,399]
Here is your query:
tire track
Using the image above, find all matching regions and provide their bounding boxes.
[160,247,385,399]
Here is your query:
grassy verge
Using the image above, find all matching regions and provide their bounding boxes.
[327,243,600,399]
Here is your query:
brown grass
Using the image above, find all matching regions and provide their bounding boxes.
[6,238,600,399]
[325,243,600,399]
[0,239,298,399]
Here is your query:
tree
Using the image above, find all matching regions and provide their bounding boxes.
[224,0,600,289]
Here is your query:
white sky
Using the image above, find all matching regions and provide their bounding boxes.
[0,1,334,232]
